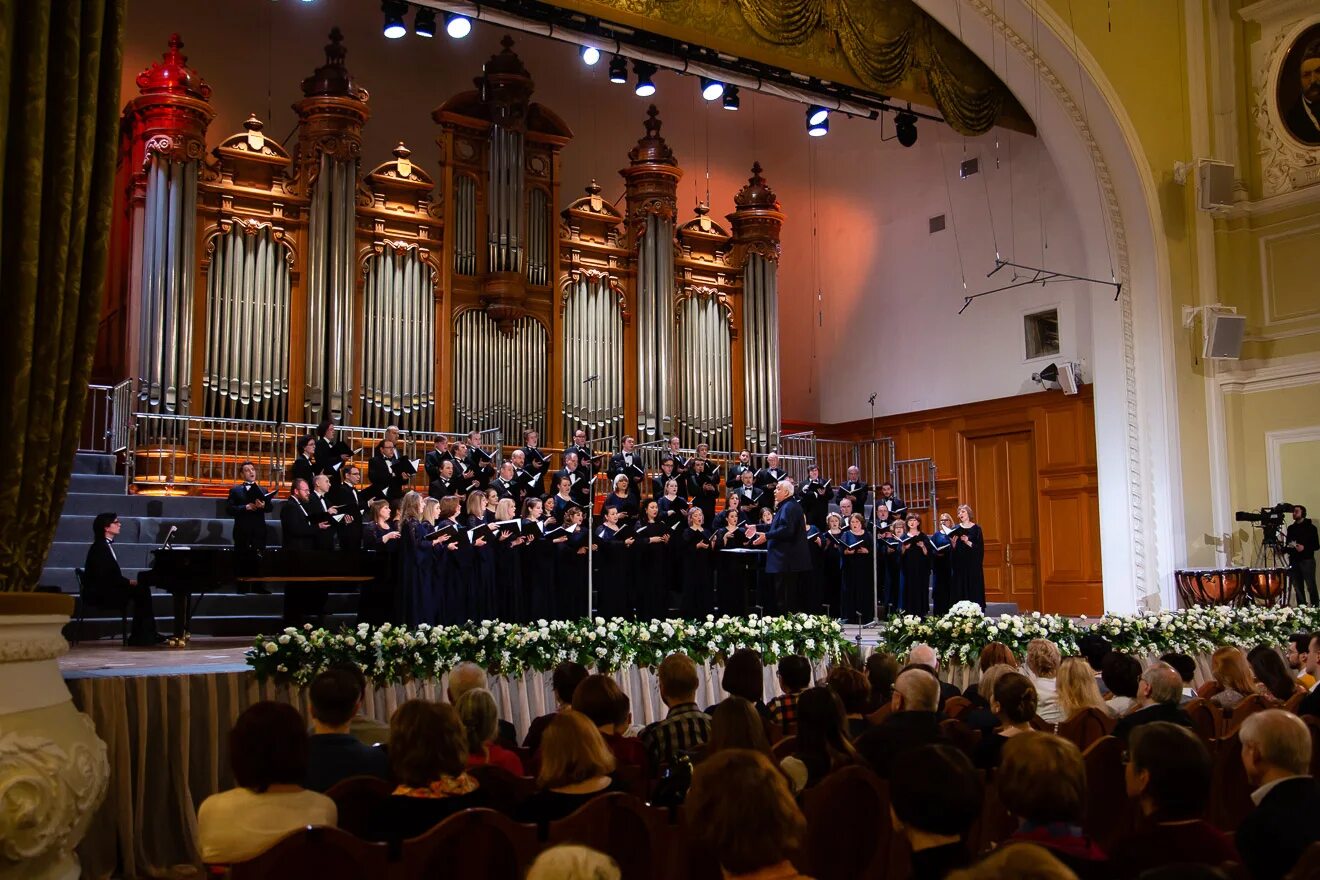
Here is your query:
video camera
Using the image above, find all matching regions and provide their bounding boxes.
[1235,502,1294,545]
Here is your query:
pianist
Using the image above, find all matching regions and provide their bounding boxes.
[83,512,165,646]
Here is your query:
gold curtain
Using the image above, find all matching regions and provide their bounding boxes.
[734,0,1007,136]
[0,0,127,591]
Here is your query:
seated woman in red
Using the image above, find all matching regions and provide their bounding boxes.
[458,688,525,776]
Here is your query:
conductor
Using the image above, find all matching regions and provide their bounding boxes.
[763,479,812,613]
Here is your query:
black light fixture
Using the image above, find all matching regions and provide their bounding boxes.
[806,106,829,137]
[722,85,740,110]
[608,54,628,84]
[381,0,408,39]
[895,110,918,147]
[580,45,601,66]
[444,11,472,38]
[634,61,657,97]
[413,7,436,37]
[700,77,725,101]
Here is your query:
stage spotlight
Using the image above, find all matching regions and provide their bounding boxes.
[445,12,472,38]
[413,7,436,37]
[722,85,740,110]
[381,0,408,39]
[806,107,829,137]
[608,54,628,83]
[895,110,918,147]
[700,77,725,101]
[580,45,601,66]
[634,61,657,97]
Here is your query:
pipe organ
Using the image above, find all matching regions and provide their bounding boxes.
[103,31,785,450]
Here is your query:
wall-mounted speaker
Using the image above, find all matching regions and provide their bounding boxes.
[1197,159,1235,211]
[1204,311,1246,359]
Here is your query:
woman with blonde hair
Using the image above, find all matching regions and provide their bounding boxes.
[399,491,436,626]
[460,490,494,620]
[434,496,465,625]
[516,712,622,825]
[457,688,524,775]
[491,497,525,620]
[1056,656,1113,719]
[949,503,985,608]
[1026,639,1064,724]
[1208,646,1256,710]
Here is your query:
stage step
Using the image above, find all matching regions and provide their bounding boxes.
[58,492,232,518]
[61,590,362,641]
[53,514,285,545]
[73,452,118,475]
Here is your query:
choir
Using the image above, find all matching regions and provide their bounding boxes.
[255,428,987,627]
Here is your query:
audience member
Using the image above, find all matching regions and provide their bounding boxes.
[891,744,984,880]
[517,713,623,825]
[1207,646,1255,709]
[999,733,1107,879]
[457,688,525,775]
[318,663,390,747]
[1113,664,1193,740]
[1286,633,1314,690]
[571,674,647,769]
[526,845,621,880]
[1055,656,1111,720]
[1026,639,1064,724]
[1247,646,1302,702]
[779,686,862,793]
[909,643,962,710]
[1112,722,1238,878]
[768,654,812,736]
[1102,653,1143,716]
[962,663,1017,734]
[367,700,481,842]
[1159,653,1198,703]
[640,653,712,766]
[856,667,945,778]
[945,844,1080,880]
[974,670,1039,770]
[1078,632,1113,681]
[198,702,337,864]
[1295,635,1320,715]
[1236,709,1320,880]
[304,667,389,792]
[825,665,871,738]
[687,749,811,880]
[708,696,774,761]
[449,661,516,746]
[524,661,589,752]
[719,648,771,720]
[978,641,1019,676]
[864,651,901,714]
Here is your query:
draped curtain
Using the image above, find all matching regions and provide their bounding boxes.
[0,0,126,592]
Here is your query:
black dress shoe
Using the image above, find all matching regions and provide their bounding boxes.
[126,633,168,647]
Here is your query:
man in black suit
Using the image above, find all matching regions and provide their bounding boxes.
[227,461,273,594]
[907,644,962,712]
[1237,709,1320,880]
[308,475,340,552]
[733,469,765,521]
[754,452,786,494]
[423,435,453,484]
[82,513,164,645]
[855,668,947,778]
[727,450,754,486]
[835,466,869,512]
[1283,40,1320,145]
[519,430,548,497]
[565,428,598,477]
[608,435,643,498]
[554,450,592,508]
[367,437,409,504]
[763,479,811,613]
[329,465,369,552]
[280,478,330,624]
[1112,663,1194,740]
[877,481,907,520]
[492,460,526,508]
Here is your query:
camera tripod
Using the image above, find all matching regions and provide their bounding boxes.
[1253,525,1291,570]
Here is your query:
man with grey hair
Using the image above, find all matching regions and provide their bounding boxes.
[908,643,963,711]
[855,667,947,778]
[1236,709,1320,879]
[1112,662,1193,740]
[763,477,811,613]
[447,661,517,747]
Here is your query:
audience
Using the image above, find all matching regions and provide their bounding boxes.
[640,653,712,766]
[946,844,1080,880]
[1102,652,1143,715]
[458,687,525,775]
[198,702,337,864]
[1026,639,1064,724]
[1078,632,1112,685]
[891,744,984,880]
[1159,652,1198,703]
[1236,709,1320,880]
[864,651,901,715]
[856,667,945,778]
[767,654,812,736]
[526,845,621,880]
[999,732,1107,878]
[718,648,771,723]
[825,665,871,738]
[525,661,589,752]
[325,663,390,746]
[962,663,1017,734]
[779,686,862,793]
[304,667,389,792]
[1112,722,1239,877]
[1285,633,1314,690]
[1247,646,1302,703]
[367,700,481,842]
[1113,663,1192,740]
[977,641,1019,678]
[708,696,775,761]
[1207,646,1255,710]
[687,749,811,880]
[449,661,516,746]
[517,712,623,825]
[974,671,1039,770]
[909,643,962,710]
[571,674,647,769]
[1055,656,1111,721]
[1295,634,1320,715]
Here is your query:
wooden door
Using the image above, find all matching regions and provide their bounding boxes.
[965,430,1039,611]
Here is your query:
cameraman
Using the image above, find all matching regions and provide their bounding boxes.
[1288,505,1319,604]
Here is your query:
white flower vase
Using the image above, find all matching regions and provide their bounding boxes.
[0,594,109,880]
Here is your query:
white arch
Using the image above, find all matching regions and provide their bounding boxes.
[916,0,1183,611]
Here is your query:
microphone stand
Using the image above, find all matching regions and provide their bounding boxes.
[865,393,881,630]
[584,375,599,619]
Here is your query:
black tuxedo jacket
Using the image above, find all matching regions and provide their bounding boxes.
[330,483,369,549]
[608,451,643,495]
[280,500,318,551]
[554,467,592,507]
[424,449,454,483]
[754,467,785,493]
[290,455,316,486]
[227,483,271,528]
[82,540,131,603]
[368,454,408,500]
[1237,776,1320,880]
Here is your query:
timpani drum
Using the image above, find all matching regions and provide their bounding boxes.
[1174,568,1247,607]
[1245,567,1289,606]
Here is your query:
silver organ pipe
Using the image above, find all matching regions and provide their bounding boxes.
[203,225,291,421]
[487,126,525,274]
[560,277,624,440]
[454,311,547,442]
[674,296,733,451]
[360,248,435,434]
[136,155,199,414]
[742,254,781,452]
[304,152,357,422]
[455,175,477,275]
[527,188,549,286]
[634,215,675,442]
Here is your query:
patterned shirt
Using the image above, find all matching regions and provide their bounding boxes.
[640,702,711,767]
[767,691,803,736]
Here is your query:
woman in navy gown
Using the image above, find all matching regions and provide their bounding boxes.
[594,505,635,618]
[553,506,590,620]
[360,498,402,624]
[950,504,987,608]
[900,513,933,617]
[634,499,670,620]
[678,508,715,617]
[459,491,495,621]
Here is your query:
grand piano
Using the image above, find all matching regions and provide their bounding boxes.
[145,547,381,637]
